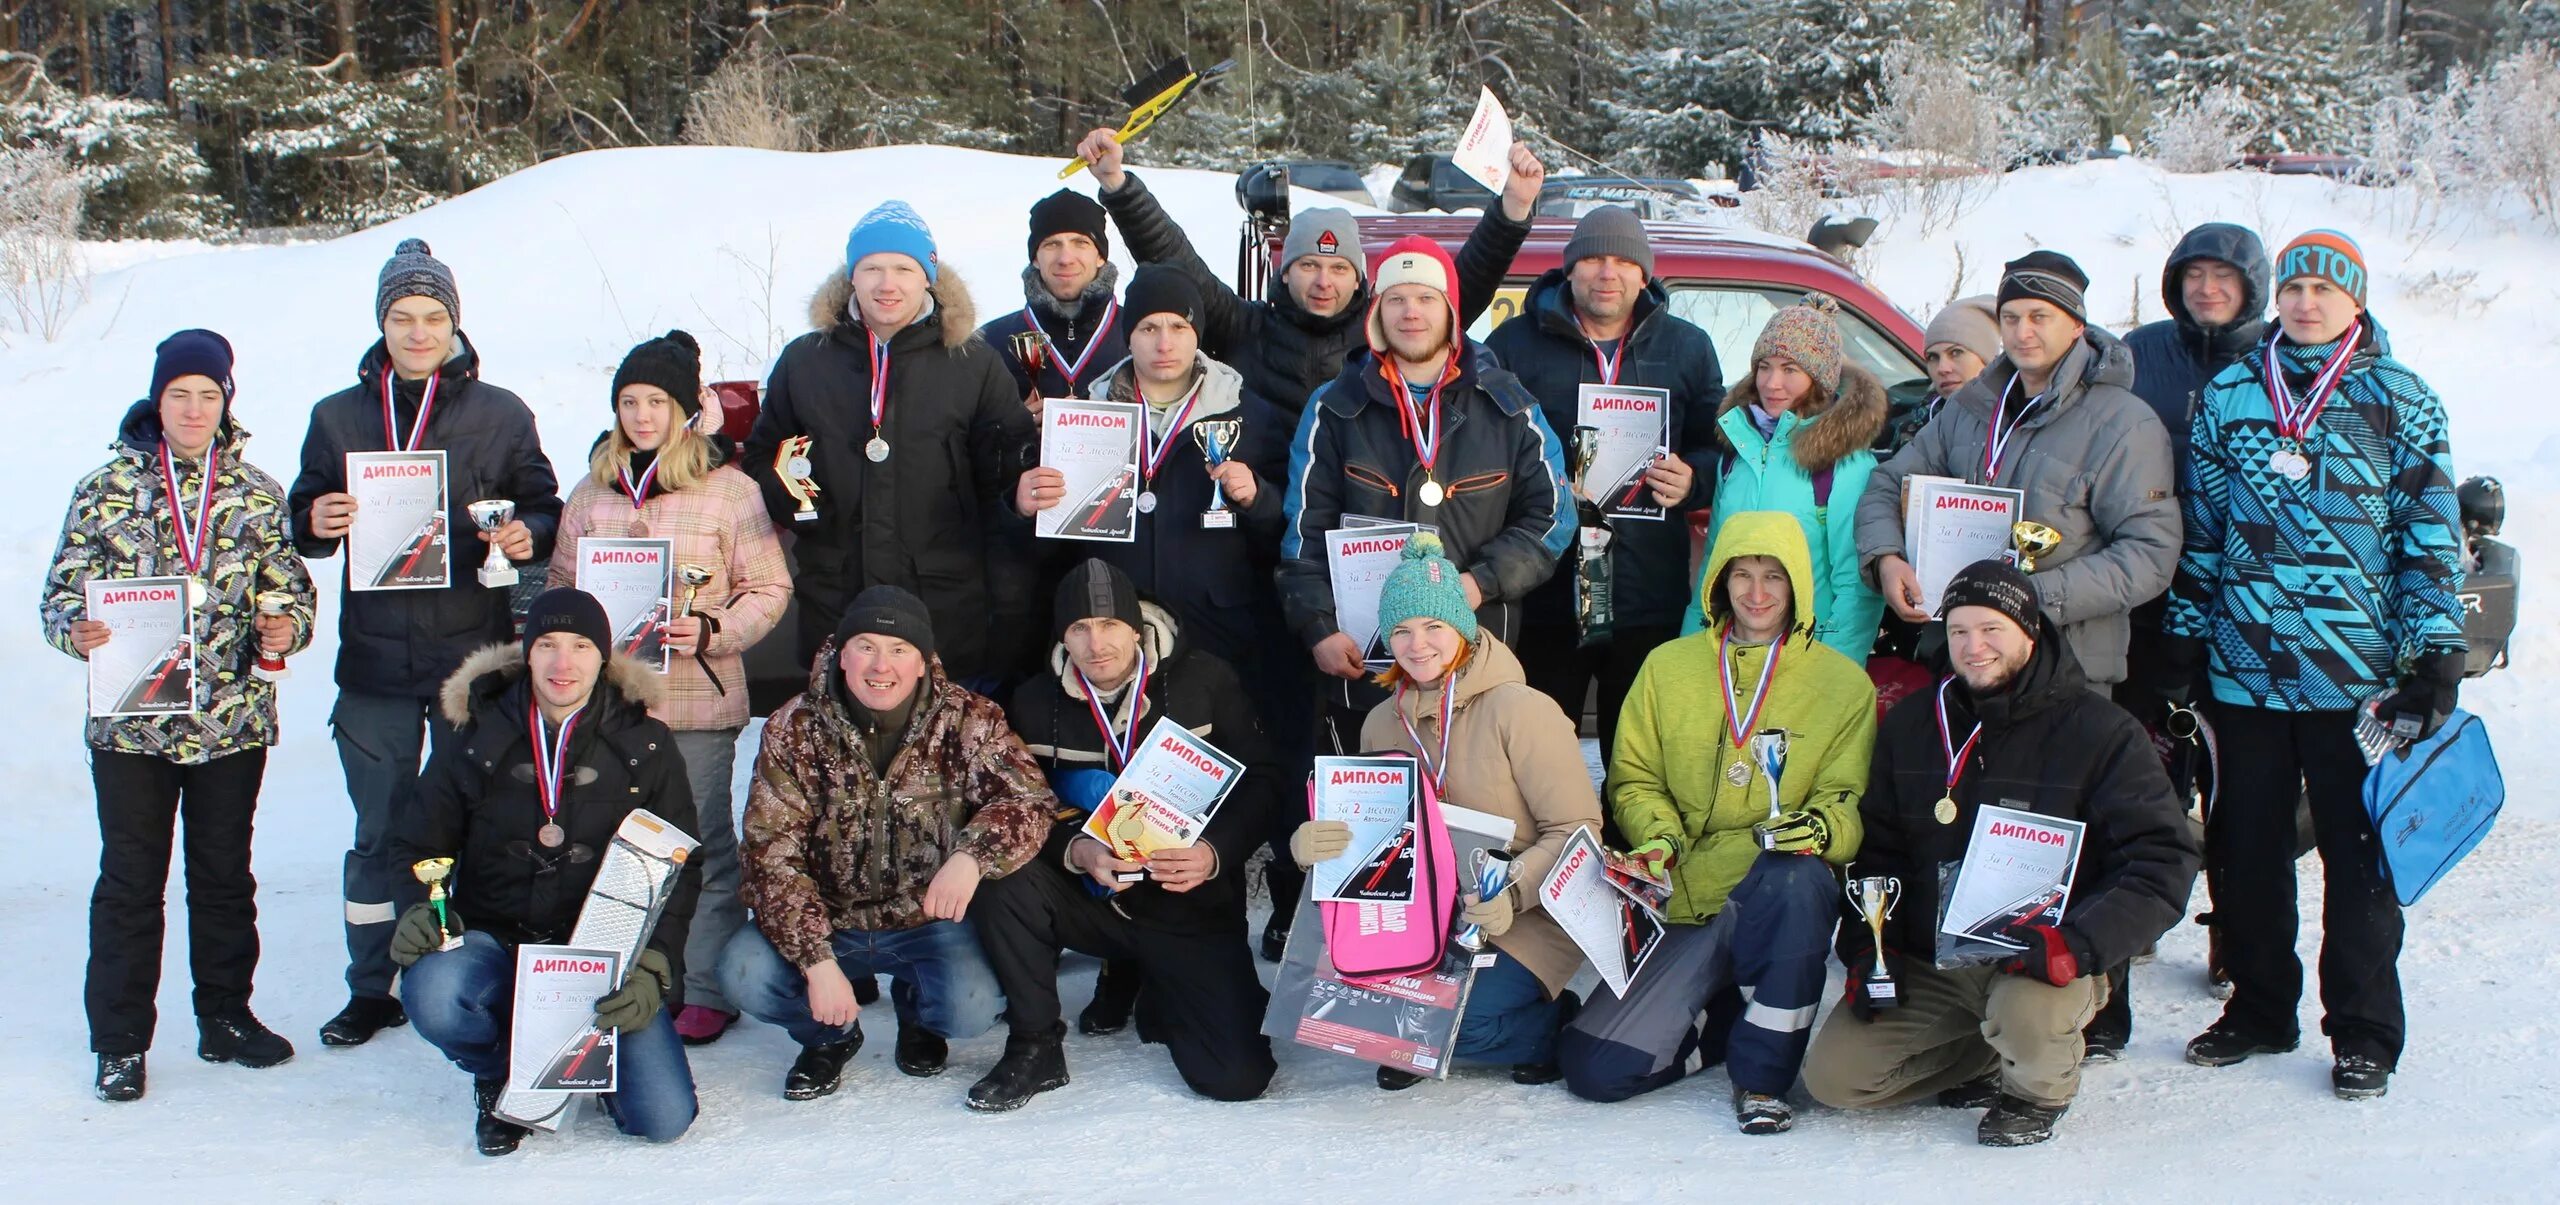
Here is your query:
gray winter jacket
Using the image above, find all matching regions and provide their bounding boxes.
[1853,327,2179,685]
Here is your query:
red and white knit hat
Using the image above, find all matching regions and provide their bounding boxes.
[1365,235,1462,354]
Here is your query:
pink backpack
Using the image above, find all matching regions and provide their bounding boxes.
[1320,763,1459,984]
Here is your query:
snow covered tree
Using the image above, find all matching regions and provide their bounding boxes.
[2122,0,2408,154]
[0,81,229,238]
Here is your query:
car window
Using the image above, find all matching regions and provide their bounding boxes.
[1665,284,1926,392]
[1468,280,1925,396]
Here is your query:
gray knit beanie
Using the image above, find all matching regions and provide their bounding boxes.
[377,238,461,328]
[1561,205,1655,276]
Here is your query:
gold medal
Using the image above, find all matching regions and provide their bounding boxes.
[1934,796,1958,825]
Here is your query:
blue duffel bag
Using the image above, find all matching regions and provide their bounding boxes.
[2363,709,2504,906]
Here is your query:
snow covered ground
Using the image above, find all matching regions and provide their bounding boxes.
[3,147,2555,1200]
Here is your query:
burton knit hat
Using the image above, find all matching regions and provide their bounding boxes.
[2274,229,2368,309]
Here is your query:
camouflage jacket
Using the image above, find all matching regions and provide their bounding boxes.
[41,404,317,764]
[739,637,1053,965]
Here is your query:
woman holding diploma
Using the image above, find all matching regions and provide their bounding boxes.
[549,329,791,1048]
[1288,533,1600,1090]
[40,330,317,1102]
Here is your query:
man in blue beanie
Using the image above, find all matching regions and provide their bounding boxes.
[742,201,1037,690]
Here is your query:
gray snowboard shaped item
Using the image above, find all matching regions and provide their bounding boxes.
[497,809,699,1130]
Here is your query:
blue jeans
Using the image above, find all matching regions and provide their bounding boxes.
[1453,949,1564,1066]
[401,931,698,1141]
[719,921,1004,1049]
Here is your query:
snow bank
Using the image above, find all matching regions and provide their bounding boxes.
[0,147,2549,1200]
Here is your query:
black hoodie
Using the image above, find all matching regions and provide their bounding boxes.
[1848,615,2198,973]
[2122,222,2271,469]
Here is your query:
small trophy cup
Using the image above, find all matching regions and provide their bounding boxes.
[1845,875,1904,1010]
[677,564,714,617]
[2010,520,2062,573]
[1750,728,1791,849]
[1569,426,1617,648]
[412,857,465,952]
[1191,418,1243,530]
[251,591,293,682]
[466,499,518,588]
[777,435,822,523]
[1009,331,1052,417]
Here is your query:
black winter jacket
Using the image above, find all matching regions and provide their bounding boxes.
[1849,617,2198,974]
[1482,270,1724,630]
[287,336,563,698]
[396,644,702,1003]
[1043,353,1291,672]
[1006,603,1274,935]
[1096,171,1531,417]
[1279,342,1575,651]
[742,266,1036,680]
[977,265,1130,401]
[2122,222,2271,471]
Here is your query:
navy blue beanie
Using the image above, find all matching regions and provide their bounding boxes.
[150,329,236,403]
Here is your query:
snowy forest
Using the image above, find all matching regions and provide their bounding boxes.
[1,1,2558,240]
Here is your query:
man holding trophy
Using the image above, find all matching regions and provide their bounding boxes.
[1803,561,2195,1147]
[1854,250,2179,693]
[387,587,701,1155]
[285,238,563,1049]
[975,559,1279,1108]
[1558,513,1873,1136]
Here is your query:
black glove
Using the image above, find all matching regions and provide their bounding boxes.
[2152,634,2206,713]
[594,948,672,1034]
[388,901,453,968]
[2375,648,2464,742]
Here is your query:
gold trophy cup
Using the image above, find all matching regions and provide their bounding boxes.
[412,857,465,952]
[2010,521,2062,573]
[677,564,714,617]
[776,436,821,523]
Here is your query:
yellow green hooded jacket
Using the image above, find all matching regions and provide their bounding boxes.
[1610,510,1875,923]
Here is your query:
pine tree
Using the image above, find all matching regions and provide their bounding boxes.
[0,80,229,238]
[2123,0,2408,154]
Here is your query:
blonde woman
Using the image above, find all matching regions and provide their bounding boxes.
[548,329,790,1045]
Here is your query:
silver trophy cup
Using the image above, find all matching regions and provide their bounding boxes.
[466,499,518,588]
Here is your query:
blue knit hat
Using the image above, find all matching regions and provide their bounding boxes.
[150,328,236,403]
[845,200,939,283]
[1373,532,1479,643]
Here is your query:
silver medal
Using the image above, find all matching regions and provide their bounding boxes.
[1136,490,1157,514]
[2270,447,2310,481]
[1725,760,1753,788]
[865,437,890,463]
[1419,479,1446,508]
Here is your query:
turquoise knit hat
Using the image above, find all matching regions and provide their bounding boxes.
[1373,532,1479,643]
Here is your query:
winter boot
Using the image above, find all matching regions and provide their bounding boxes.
[2198,912,2233,999]
[1375,1066,1426,1091]
[198,1012,296,1068]
[2332,1055,2392,1101]
[966,1024,1069,1112]
[852,975,882,1006]
[783,1027,864,1101]
[95,1053,146,1103]
[672,1005,738,1046]
[1511,990,1579,1085]
[318,994,407,1047]
[1977,1094,2068,1147]
[1079,959,1142,1037]
[1733,1087,1794,1135]
[2185,1025,2296,1068]
[473,1075,530,1156]
[895,1023,949,1077]
[1936,1070,2000,1109]
[1260,917,1290,964]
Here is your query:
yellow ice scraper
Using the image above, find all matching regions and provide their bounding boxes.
[1060,57,1236,179]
